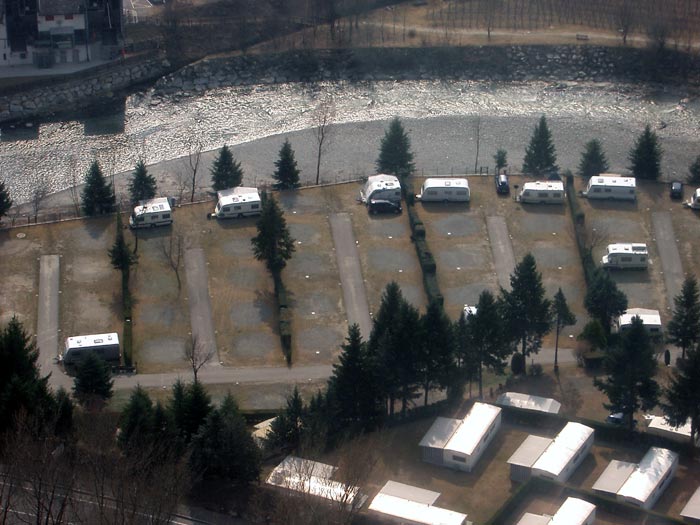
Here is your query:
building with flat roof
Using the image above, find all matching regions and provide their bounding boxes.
[368,480,468,525]
[496,392,561,414]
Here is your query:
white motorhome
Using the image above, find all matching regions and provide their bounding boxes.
[518,181,565,204]
[62,333,120,365]
[601,243,648,269]
[359,174,401,204]
[213,187,262,219]
[417,178,470,202]
[583,175,636,201]
[614,308,662,336]
[686,188,700,210]
[129,197,174,228]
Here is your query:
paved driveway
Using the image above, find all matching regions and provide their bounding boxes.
[652,212,684,307]
[184,248,219,366]
[486,216,516,290]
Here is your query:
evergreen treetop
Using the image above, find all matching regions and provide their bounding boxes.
[376,117,415,177]
[578,139,609,178]
[211,145,243,191]
[128,160,157,205]
[72,353,114,409]
[585,268,628,335]
[81,161,116,216]
[272,139,301,190]
[251,192,295,276]
[523,115,557,177]
[662,346,700,448]
[667,276,700,360]
[629,124,663,180]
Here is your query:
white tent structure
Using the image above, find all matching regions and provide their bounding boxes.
[681,486,700,523]
[419,403,502,472]
[368,481,468,525]
[531,423,594,483]
[266,456,366,510]
[593,447,679,510]
[647,416,698,446]
[496,392,561,414]
[516,497,596,525]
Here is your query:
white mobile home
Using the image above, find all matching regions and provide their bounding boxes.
[62,332,120,365]
[601,243,648,269]
[496,392,561,414]
[687,189,700,210]
[368,481,468,525]
[508,435,554,483]
[518,181,565,204]
[531,422,595,483]
[417,178,470,202]
[516,497,596,525]
[614,308,662,336]
[614,447,678,509]
[647,416,698,446]
[129,197,174,228]
[360,174,402,204]
[213,187,261,219]
[583,174,636,201]
[681,486,700,524]
[419,403,502,472]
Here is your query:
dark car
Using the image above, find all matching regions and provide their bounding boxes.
[606,412,638,427]
[368,199,402,214]
[495,174,510,195]
[670,181,683,199]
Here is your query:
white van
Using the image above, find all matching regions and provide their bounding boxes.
[686,188,700,210]
[583,175,636,201]
[62,332,120,365]
[359,174,402,204]
[213,187,262,219]
[417,178,470,202]
[518,181,565,204]
[129,197,174,228]
[601,243,648,269]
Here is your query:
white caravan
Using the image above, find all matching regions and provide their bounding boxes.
[62,332,120,365]
[614,308,662,336]
[518,181,565,204]
[687,188,700,210]
[213,187,262,219]
[583,174,636,201]
[417,178,470,202]
[129,197,174,228]
[601,243,648,269]
[359,174,402,204]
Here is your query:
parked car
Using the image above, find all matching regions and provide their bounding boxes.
[607,412,638,427]
[670,180,683,199]
[495,174,510,195]
[368,199,402,214]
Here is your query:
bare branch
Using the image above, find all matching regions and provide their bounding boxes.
[311,95,336,185]
[183,334,215,383]
[161,229,184,291]
[182,134,204,203]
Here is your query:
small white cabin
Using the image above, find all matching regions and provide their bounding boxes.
[63,332,120,365]
[368,481,468,525]
[647,416,699,446]
[129,197,174,229]
[516,497,596,525]
[417,178,470,202]
[687,188,700,210]
[213,187,261,219]
[530,422,594,483]
[583,175,636,201]
[601,243,648,269]
[616,447,679,509]
[518,181,565,204]
[614,308,662,336]
[360,174,402,204]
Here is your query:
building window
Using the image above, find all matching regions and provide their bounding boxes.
[45,15,54,21]
[65,14,73,19]
[452,455,466,463]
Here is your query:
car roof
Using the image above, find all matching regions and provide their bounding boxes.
[672,181,682,187]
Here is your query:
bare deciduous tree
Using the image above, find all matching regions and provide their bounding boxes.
[614,0,635,45]
[31,174,49,223]
[184,334,216,383]
[67,155,82,216]
[473,116,481,174]
[311,95,336,185]
[161,228,184,291]
[182,134,204,203]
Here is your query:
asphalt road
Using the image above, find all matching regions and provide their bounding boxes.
[652,212,685,309]
[329,213,373,340]
[486,216,516,291]
[184,248,220,367]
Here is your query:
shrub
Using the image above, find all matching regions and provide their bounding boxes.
[511,353,525,375]
[423,273,443,306]
[122,319,133,367]
[529,363,543,377]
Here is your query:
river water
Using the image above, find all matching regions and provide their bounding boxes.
[1,79,699,204]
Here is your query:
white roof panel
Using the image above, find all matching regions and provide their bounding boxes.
[516,513,551,525]
[419,417,462,449]
[522,181,565,191]
[133,197,171,215]
[618,308,661,328]
[496,392,561,414]
[592,459,637,494]
[550,497,596,525]
[369,481,467,525]
[507,435,553,468]
[647,416,693,443]
[422,178,469,189]
[592,175,636,188]
[444,403,501,456]
[681,486,700,520]
[617,447,678,504]
[532,423,594,477]
[65,332,119,350]
[379,480,440,505]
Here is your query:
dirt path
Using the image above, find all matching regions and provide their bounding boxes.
[184,248,220,366]
[36,255,70,387]
[486,216,516,290]
[329,213,373,340]
[652,212,685,308]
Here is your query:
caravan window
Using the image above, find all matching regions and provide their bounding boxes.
[452,455,466,463]
[135,216,144,223]
[427,190,437,195]
[593,188,601,193]
[523,191,531,197]
[234,205,242,211]
[553,193,562,198]
[162,213,171,219]
[150,215,159,220]
[538,192,548,198]
[604,188,612,193]
[621,257,632,262]
[222,206,230,212]
[457,190,467,195]
[251,204,260,210]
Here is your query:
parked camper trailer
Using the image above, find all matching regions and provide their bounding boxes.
[417,178,470,202]
[62,333,120,365]
[614,308,662,337]
[583,175,636,201]
[686,188,700,210]
[359,174,401,204]
[213,187,261,219]
[601,243,648,269]
[129,197,174,228]
[518,181,565,204]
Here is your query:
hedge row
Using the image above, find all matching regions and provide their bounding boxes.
[275,274,292,364]
[566,174,596,284]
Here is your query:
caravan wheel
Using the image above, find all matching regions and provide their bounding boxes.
[238,213,244,219]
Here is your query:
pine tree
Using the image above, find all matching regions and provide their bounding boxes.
[663,347,700,449]
[0,180,12,220]
[181,380,212,443]
[595,316,660,431]
[376,117,415,177]
[210,145,243,191]
[667,276,700,360]
[266,387,305,452]
[128,160,157,206]
[453,313,478,399]
[687,155,700,184]
[416,301,454,406]
[118,386,154,450]
[494,149,508,174]
[578,139,609,178]
[251,192,295,276]
[552,288,576,370]
[585,268,628,335]
[109,213,138,277]
[500,253,552,359]
[72,353,114,409]
[522,115,557,176]
[81,160,116,216]
[272,139,301,190]
[168,379,187,438]
[629,124,663,180]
